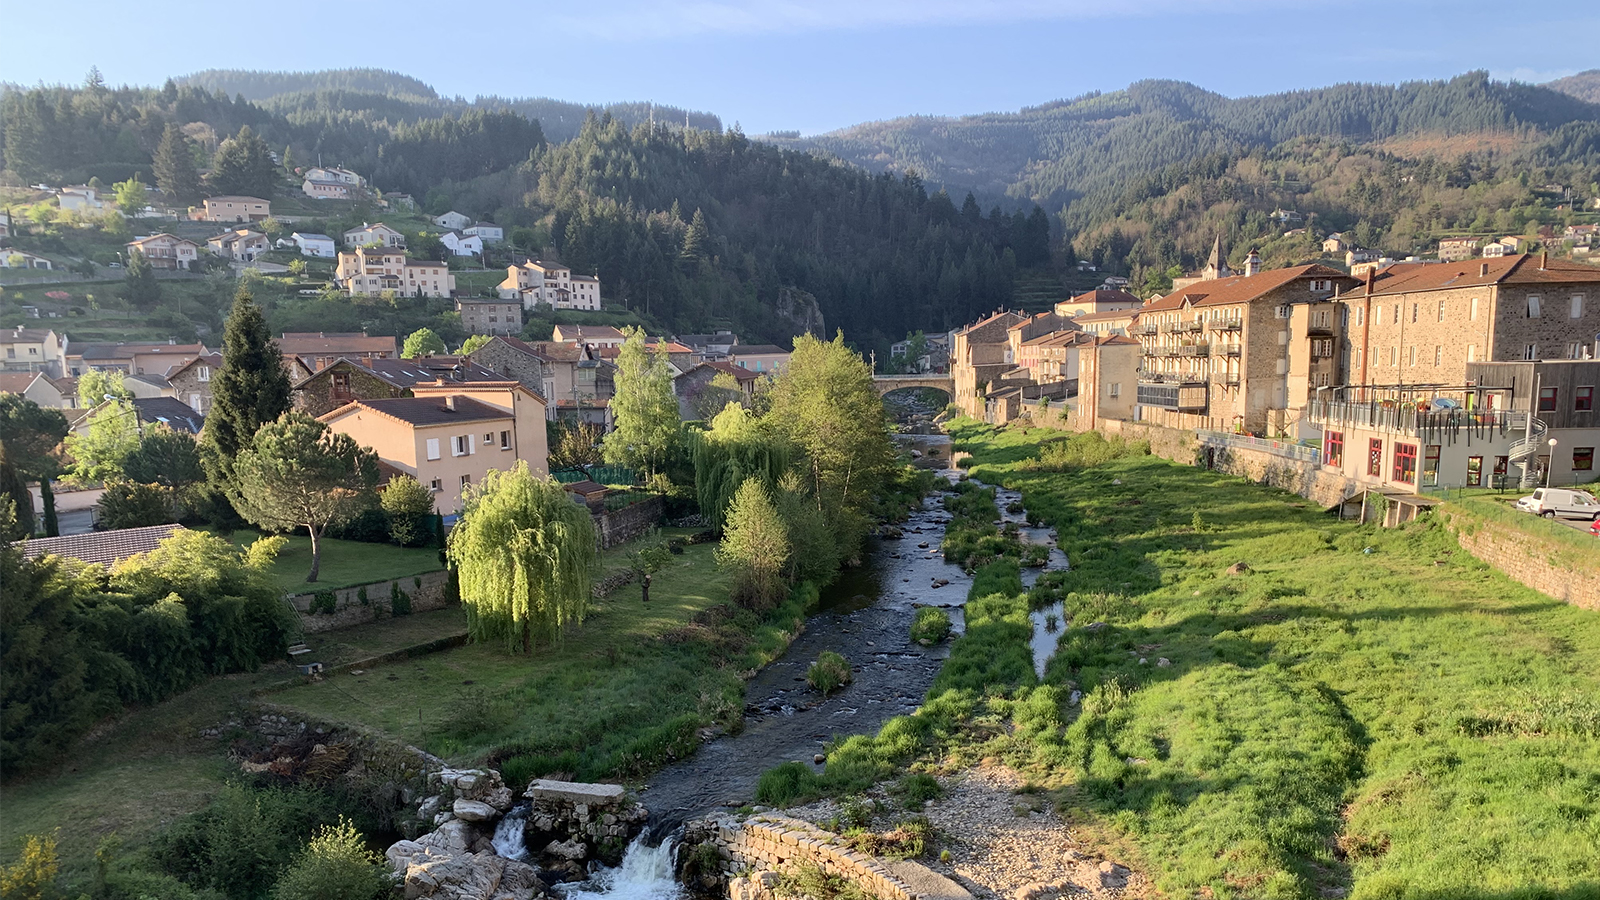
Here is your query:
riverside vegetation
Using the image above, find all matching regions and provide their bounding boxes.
[757,422,1600,900]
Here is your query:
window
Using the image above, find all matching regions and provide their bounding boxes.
[1326,431,1344,467]
[1434,346,1442,366]
[1393,304,1401,324]
[1389,346,1398,367]
[1538,387,1558,412]
[452,434,472,456]
[1525,344,1538,361]
[198,365,211,381]
[1467,456,1483,487]
[331,372,352,399]
[1578,387,1594,411]
[1467,344,1476,362]
[1274,305,1291,319]
[484,432,494,445]
[1470,297,1479,320]
[500,430,511,449]
[1354,307,1365,327]
[1409,345,1417,367]
[1411,303,1419,323]
[1573,295,1585,319]
[1570,343,1584,360]
[1437,300,1446,322]
[1526,295,1541,318]
[1108,382,1121,398]
[1311,338,1334,358]
[1368,439,1384,477]
[1392,443,1417,484]
[1493,456,1508,487]
[1423,445,1440,487]
[426,438,441,461]
[1575,448,1595,472]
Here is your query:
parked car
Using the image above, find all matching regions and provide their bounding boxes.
[1591,518,1600,537]
[1514,488,1600,519]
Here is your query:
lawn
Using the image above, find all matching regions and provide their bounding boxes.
[269,534,809,782]
[943,421,1600,900]
[211,528,445,592]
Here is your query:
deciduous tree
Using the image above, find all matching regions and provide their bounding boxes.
[401,327,446,358]
[716,477,790,610]
[233,412,380,582]
[0,396,67,536]
[604,327,680,479]
[112,175,147,216]
[63,398,140,485]
[445,462,596,652]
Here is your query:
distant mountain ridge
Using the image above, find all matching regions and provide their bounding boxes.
[1545,69,1600,105]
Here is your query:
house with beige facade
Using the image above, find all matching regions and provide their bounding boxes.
[1053,288,1142,318]
[1,326,69,377]
[951,310,1027,418]
[196,196,270,223]
[318,382,549,514]
[468,336,615,425]
[126,233,200,270]
[342,223,407,249]
[335,246,455,298]
[206,228,269,262]
[497,260,602,310]
[0,371,76,408]
[293,356,503,418]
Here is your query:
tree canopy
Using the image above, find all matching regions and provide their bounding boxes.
[207,287,292,464]
[604,327,680,479]
[401,327,447,358]
[208,124,277,197]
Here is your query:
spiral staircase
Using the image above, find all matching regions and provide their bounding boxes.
[1508,416,1549,489]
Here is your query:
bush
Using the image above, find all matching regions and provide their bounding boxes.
[0,832,59,900]
[270,818,387,900]
[310,589,337,615]
[390,581,411,616]
[381,475,435,547]
[910,608,952,644]
[326,507,390,544]
[807,651,852,695]
[96,479,176,529]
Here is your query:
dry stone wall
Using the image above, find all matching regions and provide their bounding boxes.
[686,815,940,900]
[594,496,665,549]
[287,569,451,633]
[1440,506,1600,611]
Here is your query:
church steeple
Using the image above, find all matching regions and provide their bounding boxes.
[1202,235,1231,280]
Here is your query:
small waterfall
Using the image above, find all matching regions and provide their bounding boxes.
[561,833,683,900]
[491,803,530,861]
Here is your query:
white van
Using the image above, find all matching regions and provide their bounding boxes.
[1514,488,1600,519]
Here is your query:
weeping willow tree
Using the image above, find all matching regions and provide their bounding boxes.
[687,403,792,532]
[446,463,597,652]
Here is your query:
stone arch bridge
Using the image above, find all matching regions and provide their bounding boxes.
[871,374,955,398]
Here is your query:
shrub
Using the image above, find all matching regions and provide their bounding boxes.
[381,475,436,547]
[390,581,411,616]
[0,832,59,900]
[807,651,852,695]
[756,761,825,806]
[356,585,369,607]
[910,608,952,644]
[310,589,337,615]
[96,479,176,529]
[270,818,387,900]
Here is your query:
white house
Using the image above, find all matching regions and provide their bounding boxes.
[342,223,407,248]
[292,232,338,258]
[58,185,108,212]
[1,249,54,270]
[496,259,602,310]
[434,211,472,231]
[304,166,365,187]
[440,231,483,257]
[464,223,504,243]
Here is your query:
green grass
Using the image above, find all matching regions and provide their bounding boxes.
[938,419,1600,900]
[211,529,444,592]
[268,538,812,780]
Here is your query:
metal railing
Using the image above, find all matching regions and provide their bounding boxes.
[1179,343,1208,357]
[1309,399,1529,439]
[1198,430,1322,465]
[1207,318,1243,331]
[1218,343,1241,357]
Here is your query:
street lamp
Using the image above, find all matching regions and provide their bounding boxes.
[1546,437,1558,489]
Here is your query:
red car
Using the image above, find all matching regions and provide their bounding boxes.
[1592,518,1600,537]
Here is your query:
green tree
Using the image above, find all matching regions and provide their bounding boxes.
[76,368,131,408]
[716,477,790,610]
[764,333,896,554]
[380,474,435,547]
[63,398,140,485]
[153,124,202,204]
[205,287,292,480]
[457,333,492,355]
[122,248,161,307]
[445,462,597,652]
[682,207,710,262]
[0,832,61,900]
[96,479,176,529]
[232,412,380,582]
[547,420,604,477]
[0,396,68,536]
[401,327,447,358]
[112,175,147,216]
[604,327,680,479]
[0,440,35,540]
[124,423,204,517]
[270,818,387,900]
[0,546,98,773]
[208,125,277,198]
[688,403,791,531]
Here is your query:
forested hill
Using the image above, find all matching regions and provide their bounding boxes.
[774,72,1600,209]
[1547,69,1600,105]
[177,68,722,144]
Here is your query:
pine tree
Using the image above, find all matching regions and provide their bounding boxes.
[122,249,161,306]
[208,125,276,197]
[681,208,709,261]
[205,288,291,487]
[152,124,201,203]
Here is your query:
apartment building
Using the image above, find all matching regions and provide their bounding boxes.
[1438,237,1480,262]
[126,233,200,270]
[334,246,455,298]
[342,223,407,249]
[455,299,523,336]
[1053,288,1142,318]
[951,311,1027,418]
[1133,264,1358,435]
[196,196,270,223]
[468,336,615,425]
[1073,308,1139,337]
[1,326,68,376]
[318,382,548,515]
[497,259,602,310]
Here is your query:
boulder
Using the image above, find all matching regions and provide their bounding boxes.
[453,799,499,823]
[1225,562,1251,576]
[1097,861,1131,889]
[543,838,587,861]
[524,779,626,807]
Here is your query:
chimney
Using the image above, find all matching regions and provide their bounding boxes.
[1540,250,1548,270]
[1364,266,1376,295]
[444,396,456,411]
[1480,262,1490,277]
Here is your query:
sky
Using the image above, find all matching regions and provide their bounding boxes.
[2,0,1595,135]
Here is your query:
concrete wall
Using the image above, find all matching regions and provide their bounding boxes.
[288,569,451,634]
[1439,505,1600,611]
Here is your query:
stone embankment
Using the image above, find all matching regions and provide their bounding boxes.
[386,773,648,900]
[682,814,971,900]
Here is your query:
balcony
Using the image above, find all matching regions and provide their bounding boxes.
[1309,399,1529,440]
[1179,343,1209,357]
[1148,346,1179,358]
[1135,323,1159,335]
[1179,321,1205,333]
[1218,373,1241,386]
[1138,381,1208,411]
[1217,342,1241,357]
[1208,318,1243,332]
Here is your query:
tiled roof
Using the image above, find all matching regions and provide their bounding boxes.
[324,395,511,427]
[278,332,398,356]
[205,195,269,203]
[1144,264,1351,312]
[731,344,790,355]
[364,357,503,388]
[73,342,207,361]
[1066,288,1143,307]
[552,325,627,343]
[3,326,59,343]
[131,397,205,434]
[0,372,41,393]
[18,523,185,566]
[1363,254,1600,296]
[478,336,555,362]
[1072,308,1140,323]
[1095,334,1142,346]
[695,360,760,381]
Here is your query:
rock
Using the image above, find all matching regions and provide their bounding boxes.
[814,754,826,764]
[484,786,515,812]
[525,779,626,807]
[453,799,498,822]
[1097,861,1131,889]
[543,838,587,861]
[1225,562,1251,575]
[1068,690,1082,706]
[1157,657,1171,667]
[1083,622,1106,632]
[1137,658,1147,665]
[918,542,930,549]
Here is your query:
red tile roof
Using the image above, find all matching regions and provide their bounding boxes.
[694,360,760,381]
[1144,264,1352,312]
[1072,308,1141,323]
[1363,254,1600,296]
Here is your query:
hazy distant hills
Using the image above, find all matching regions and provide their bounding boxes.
[178,67,723,144]
[1545,69,1600,104]
[769,72,1600,210]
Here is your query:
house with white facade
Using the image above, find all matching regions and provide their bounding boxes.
[206,228,270,262]
[292,233,338,258]
[126,233,200,270]
[440,231,483,257]
[464,223,504,243]
[342,223,407,248]
[434,211,472,231]
[1,249,55,270]
[335,246,455,298]
[496,259,602,310]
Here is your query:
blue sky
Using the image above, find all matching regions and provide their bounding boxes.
[2,0,1594,135]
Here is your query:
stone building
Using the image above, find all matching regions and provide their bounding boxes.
[455,299,523,336]
[951,311,1027,418]
[293,356,503,418]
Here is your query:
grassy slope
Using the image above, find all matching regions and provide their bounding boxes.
[947,422,1600,900]
[212,529,444,592]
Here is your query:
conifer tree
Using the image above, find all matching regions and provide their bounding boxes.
[208,125,276,197]
[122,249,161,306]
[681,208,709,261]
[152,124,201,203]
[204,288,291,491]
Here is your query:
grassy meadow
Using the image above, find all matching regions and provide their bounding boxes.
[777,421,1600,900]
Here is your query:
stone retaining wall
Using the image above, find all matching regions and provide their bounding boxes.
[594,496,665,549]
[692,815,919,900]
[287,569,451,634]
[1440,505,1600,610]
